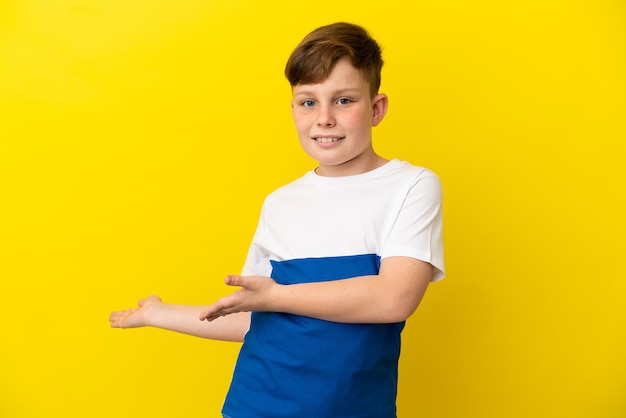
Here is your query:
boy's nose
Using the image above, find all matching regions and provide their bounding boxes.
[316,106,335,127]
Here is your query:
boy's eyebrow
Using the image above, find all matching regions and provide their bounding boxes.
[293,87,362,97]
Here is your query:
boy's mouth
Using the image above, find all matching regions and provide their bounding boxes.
[313,136,344,143]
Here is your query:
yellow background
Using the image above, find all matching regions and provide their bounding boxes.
[1,1,624,417]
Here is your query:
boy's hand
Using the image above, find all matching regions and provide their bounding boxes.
[109,295,162,328]
[199,275,278,322]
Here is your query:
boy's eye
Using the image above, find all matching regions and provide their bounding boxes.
[302,100,316,107]
[337,98,352,105]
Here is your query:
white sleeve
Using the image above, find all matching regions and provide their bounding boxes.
[380,171,445,282]
[240,201,273,277]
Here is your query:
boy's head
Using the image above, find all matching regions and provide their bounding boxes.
[285,22,384,98]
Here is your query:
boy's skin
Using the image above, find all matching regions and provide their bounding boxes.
[109,57,434,342]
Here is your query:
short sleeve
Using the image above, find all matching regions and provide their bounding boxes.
[240,201,273,277]
[380,171,445,281]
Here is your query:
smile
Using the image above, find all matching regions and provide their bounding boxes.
[313,137,344,143]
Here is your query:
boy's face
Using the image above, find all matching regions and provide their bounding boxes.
[291,58,388,177]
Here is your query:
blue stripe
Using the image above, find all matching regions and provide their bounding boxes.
[270,253,382,284]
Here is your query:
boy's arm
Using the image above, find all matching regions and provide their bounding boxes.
[200,256,433,324]
[110,296,249,342]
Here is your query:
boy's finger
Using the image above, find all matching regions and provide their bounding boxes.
[225,275,243,287]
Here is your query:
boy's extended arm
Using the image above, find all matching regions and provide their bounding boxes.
[110,296,249,342]
[200,256,433,324]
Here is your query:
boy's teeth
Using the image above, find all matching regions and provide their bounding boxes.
[316,137,340,143]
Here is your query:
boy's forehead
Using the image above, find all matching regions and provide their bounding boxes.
[292,60,370,96]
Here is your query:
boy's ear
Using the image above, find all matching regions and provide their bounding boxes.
[371,93,388,127]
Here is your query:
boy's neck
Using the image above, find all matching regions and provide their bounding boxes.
[314,155,389,177]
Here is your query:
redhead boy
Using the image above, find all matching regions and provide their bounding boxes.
[110,22,444,418]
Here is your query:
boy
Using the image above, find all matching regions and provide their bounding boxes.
[110,22,444,417]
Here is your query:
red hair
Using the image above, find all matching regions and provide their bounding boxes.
[285,22,384,97]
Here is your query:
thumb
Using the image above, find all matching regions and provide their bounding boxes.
[138,295,161,307]
[225,275,244,287]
